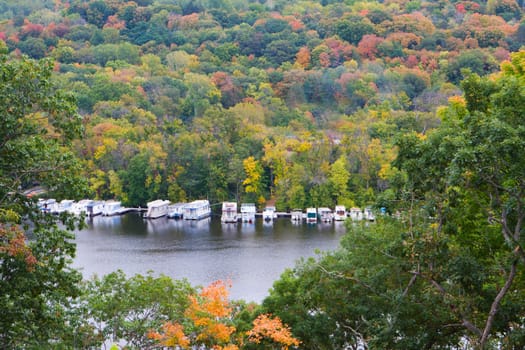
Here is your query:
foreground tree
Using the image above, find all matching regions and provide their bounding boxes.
[0,49,89,347]
[149,280,300,349]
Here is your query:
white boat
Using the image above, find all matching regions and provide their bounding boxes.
[241,203,256,223]
[167,203,186,219]
[350,207,363,221]
[71,199,92,216]
[334,205,347,221]
[262,206,277,221]
[184,200,211,220]
[145,199,171,219]
[221,202,238,223]
[363,207,375,221]
[53,199,75,214]
[319,207,333,222]
[306,207,317,223]
[87,201,105,217]
[39,198,58,214]
[102,200,124,216]
[290,209,303,221]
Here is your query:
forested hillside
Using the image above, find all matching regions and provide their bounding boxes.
[1,0,522,209]
[2,0,525,349]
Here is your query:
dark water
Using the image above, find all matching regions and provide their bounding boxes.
[73,213,347,303]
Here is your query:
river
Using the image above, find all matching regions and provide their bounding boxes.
[73,213,347,303]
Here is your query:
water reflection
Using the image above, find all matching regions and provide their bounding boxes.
[74,213,347,302]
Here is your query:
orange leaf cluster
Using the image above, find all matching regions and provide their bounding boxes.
[247,314,300,349]
[189,280,232,319]
[0,225,37,272]
[104,15,126,30]
[295,47,311,68]
[148,321,190,348]
[168,13,200,30]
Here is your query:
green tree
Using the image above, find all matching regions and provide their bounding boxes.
[79,270,195,348]
[0,53,88,348]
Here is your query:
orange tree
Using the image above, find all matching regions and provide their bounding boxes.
[148,280,300,349]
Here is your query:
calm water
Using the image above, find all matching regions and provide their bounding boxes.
[73,213,347,302]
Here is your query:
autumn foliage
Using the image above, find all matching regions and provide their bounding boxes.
[247,314,301,349]
[0,223,37,271]
[148,281,300,349]
[148,280,238,349]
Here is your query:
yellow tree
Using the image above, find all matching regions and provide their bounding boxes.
[242,156,263,202]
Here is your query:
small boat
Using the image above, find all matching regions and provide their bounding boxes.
[53,199,75,214]
[334,205,347,221]
[240,203,256,223]
[145,199,171,219]
[87,201,105,217]
[363,207,375,221]
[184,200,211,220]
[102,200,124,216]
[221,202,238,223]
[306,207,317,224]
[262,206,277,221]
[167,203,186,219]
[350,207,363,221]
[290,209,303,221]
[318,207,333,222]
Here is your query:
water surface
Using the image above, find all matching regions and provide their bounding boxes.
[74,213,346,302]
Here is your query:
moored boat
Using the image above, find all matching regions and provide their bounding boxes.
[87,201,105,217]
[167,203,186,219]
[102,200,124,216]
[350,207,363,221]
[39,198,58,214]
[145,199,171,219]
[262,206,277,221]
[319,207,333,222]
[53,199,75,214]
[334,205,347,221]
[291,209,303,221]
[72,199,92,216]
[221,202,238,223]
[363,207,375,221]
[184,200,211,220]
[306,207,317,223]
[241,203,256,223]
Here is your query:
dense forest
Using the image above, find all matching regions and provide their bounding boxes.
[1,0,525,349]
[1,0,523,210]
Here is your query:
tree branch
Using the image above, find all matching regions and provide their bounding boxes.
[479,258,518,347]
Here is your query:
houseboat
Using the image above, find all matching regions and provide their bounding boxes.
[334,205,347,221]
[262,206,277,221]
[319,207,333,222]
[291,209,303,221]
[167,203,186,219]
[184,200,211,220]
[350,207,363,221]
[241,203,256,223]
[53,199,75,214]
[363,207,376,221]
[221,202,238,223]
[306,207,317,224]
[145,199,171,219]
[102,201,124,216]
[39,198,58,214]
[71,199,92,216]
[87,201,105,217]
